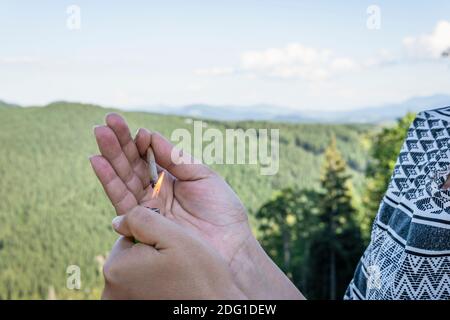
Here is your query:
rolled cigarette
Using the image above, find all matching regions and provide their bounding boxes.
[147,147,159,186]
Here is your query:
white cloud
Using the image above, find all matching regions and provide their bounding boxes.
[195,43,393,81]
[195,21,450,82]
[330,57,359,72]
[239,43,359,81]
[403,20,450,59]
[363,49,397,67]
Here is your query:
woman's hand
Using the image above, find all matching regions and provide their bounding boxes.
[90,114,249,265]
[90,113,303,299]
[102,206,246,300]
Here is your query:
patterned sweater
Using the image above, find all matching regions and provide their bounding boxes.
[345,106,450,300]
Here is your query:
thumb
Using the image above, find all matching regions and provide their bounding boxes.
[134,128,213,181]
[112,206,181,249]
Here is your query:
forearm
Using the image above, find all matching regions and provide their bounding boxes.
[230,235,305,300]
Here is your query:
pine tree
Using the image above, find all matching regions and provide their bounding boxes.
[308,136,364,299]
[256,188,320,295]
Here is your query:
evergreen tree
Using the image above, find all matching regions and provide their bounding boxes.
[256,188,320,296]
[308,136,364,299]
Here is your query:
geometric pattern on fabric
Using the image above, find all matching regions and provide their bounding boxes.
[345,106,450,300]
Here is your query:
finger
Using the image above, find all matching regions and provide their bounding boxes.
[105,113,150,187]
[112,206,183,249]
[109,236,134,261]
[135,128,213,181]
[89,155,138,215]
[102,236,136,288]
[94,125,145,199]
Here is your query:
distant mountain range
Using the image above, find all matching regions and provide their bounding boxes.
[139,94,450,123]
[304,94,450,123]
[142,103,305,122]
[3,94,450,123]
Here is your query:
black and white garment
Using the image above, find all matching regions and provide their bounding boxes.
[345,106,450,300]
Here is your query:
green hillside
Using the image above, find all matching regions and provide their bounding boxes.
[0,100,19,109]
[0,102,373,299]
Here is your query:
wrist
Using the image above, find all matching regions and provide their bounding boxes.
[229,234,305,300]
[219,282,248,300]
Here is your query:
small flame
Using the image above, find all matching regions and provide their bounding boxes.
[151,171,165,199]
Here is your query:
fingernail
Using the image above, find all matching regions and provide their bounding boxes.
[112,215,124,230]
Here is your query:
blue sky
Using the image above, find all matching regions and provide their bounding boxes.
[1,0,450,112]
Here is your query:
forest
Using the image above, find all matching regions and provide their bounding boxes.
[0,101,411,299]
